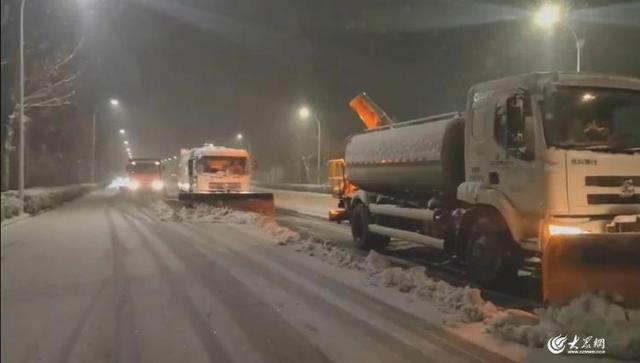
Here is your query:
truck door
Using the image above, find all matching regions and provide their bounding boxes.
[490,91,544,215]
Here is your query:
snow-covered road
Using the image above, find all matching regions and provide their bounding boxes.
[2,189,514,363]
[3,189,635,362]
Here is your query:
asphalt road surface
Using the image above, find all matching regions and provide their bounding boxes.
[2,189,513,363]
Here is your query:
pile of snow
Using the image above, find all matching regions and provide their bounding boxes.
[1,184,98,221]
[486,292,640,359]
[295,245,497,324]
[361,251,497,323]
[151,200,300,245]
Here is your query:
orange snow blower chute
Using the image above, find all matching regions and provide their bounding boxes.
[349,93,393,130]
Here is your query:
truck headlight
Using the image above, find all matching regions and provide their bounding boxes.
[548,224,587,236]
[128,180,141,190]
[151,180,164,191]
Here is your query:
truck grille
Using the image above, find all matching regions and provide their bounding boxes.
[585,176,640,187]
[587,194,640,205]
[209,182,241,190]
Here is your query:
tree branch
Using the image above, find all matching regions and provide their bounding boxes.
[25,74,77,101]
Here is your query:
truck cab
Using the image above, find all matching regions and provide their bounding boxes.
[125,158,165,192]
[179,145,251,194]
[459,72,640,250]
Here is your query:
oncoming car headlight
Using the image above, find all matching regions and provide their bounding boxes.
[548,224,587,236]
[128,180,141,190]
[151,180,164,191]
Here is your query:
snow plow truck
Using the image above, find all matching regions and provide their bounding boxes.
[329,72,640,306]
[167,144,274,216]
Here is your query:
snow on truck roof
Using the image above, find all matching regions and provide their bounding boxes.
[190,146,249,158]
[470,72,640,95]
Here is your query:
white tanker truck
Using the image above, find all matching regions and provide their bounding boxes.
[330,72,640,305]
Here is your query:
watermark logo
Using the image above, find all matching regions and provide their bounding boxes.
[547,334,606,355]
[547,334,568,354]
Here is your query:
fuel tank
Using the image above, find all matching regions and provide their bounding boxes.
[345,116,465,198]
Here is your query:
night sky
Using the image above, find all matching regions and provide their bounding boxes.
[7,0,640,174]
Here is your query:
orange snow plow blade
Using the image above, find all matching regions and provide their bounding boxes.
[543,233,640,307]
[178,192,275,218]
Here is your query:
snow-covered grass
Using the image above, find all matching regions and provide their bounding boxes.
[151,200,640,359]
[1,184,98,222]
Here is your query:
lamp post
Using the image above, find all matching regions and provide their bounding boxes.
[298,106,322,185]
[534,3,583,72]
[18,0,27,213]
[90,99,120,182]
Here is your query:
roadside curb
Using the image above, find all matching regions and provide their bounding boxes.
[1,213,31,228]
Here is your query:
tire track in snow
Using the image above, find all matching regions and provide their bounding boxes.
[118,213,234,363]
[131,218,333,363]
[106,209,141,363]
[191,222,514,363]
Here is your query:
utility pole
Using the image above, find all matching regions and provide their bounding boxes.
[91,111,96,182]
[18,0,26,213]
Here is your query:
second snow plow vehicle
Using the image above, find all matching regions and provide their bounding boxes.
[170,144,274,216]
[330,72,640,306]
[125,158,165,193]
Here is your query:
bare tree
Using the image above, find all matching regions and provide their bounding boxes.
[2,39,82,190]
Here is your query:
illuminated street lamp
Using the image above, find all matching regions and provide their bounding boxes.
[236,133,243,140]
[110,98,120,107]
[298,106,322,185]
[124,140,129,145]
[534,3,583,72]
[119,129,126,135]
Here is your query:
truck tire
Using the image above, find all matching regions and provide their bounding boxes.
[466,216,519,286]
[350,203,390,250]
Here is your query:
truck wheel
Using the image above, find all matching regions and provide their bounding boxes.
[350,203,390,250]
[466,217,519,285]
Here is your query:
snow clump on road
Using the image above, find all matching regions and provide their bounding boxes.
[486,292,640,359]
[151,200,299,245]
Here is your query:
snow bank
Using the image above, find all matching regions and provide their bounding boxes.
[1,184,98,221]
[151,200,300,245]
[486,292,640,359]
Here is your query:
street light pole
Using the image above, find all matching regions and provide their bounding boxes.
[313,115,321,185]
[563,23,583,72]
[18,0,26,213]
[91,111,96,182]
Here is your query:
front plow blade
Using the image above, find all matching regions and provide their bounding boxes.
[543,234,640,307]
[178,192,275,217]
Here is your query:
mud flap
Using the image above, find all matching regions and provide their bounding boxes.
[543,233,640,307]
[178,192,275,217]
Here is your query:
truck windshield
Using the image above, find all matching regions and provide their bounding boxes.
[128,163,161,174]
[542,87,640,151]
[198,156,246,175]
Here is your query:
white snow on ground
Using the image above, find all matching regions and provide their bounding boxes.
[1,184,98,221]
[487,292,640,359]
[253,187,334,219]
[150,200,640,360]
[151,200,299,245]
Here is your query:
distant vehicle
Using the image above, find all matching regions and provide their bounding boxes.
[177,144,250,193]
[125,158,165,193]
[330,72,640,306]
[166,144,274,215]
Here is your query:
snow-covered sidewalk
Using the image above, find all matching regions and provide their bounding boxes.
[1,184,98,222]
[151,200,640,361]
